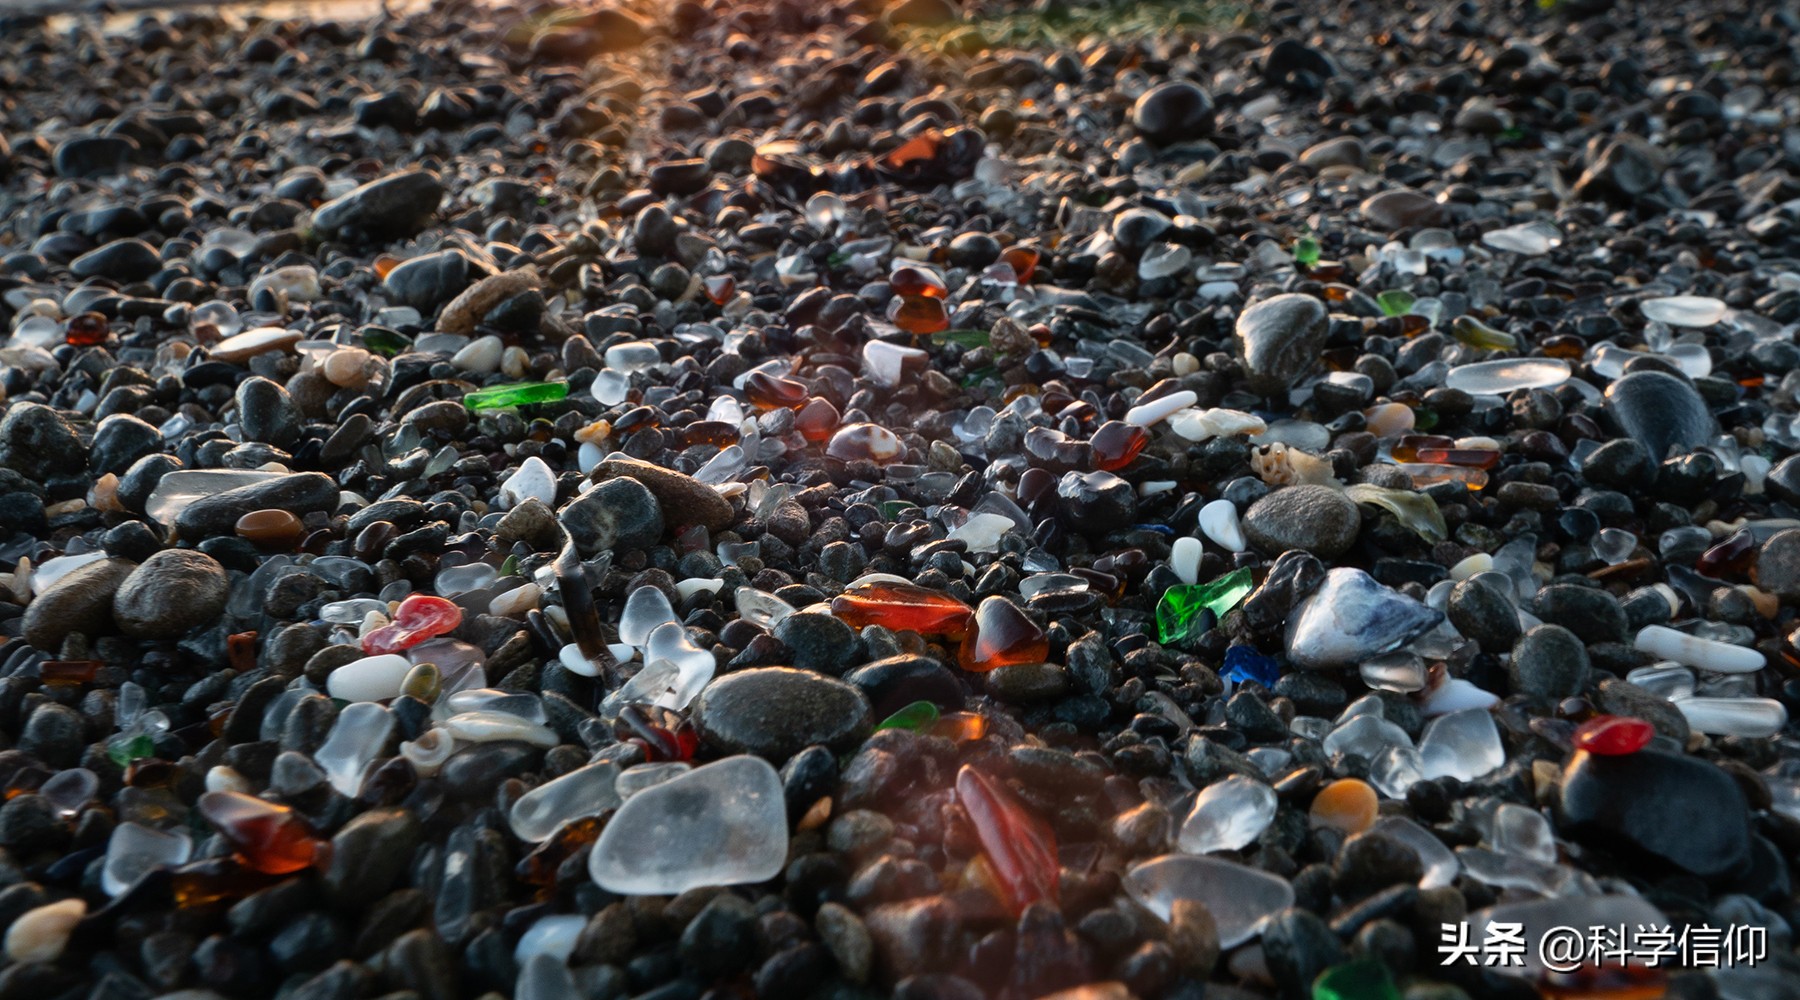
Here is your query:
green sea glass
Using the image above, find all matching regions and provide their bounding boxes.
[1294,237,1321,267]
[876,700,941,732]
[1156,568,1254,646]
[107,732,155,767]
[1450,315,1516,351]
[1311,960,1401,1000]
[1376,289,1414,317]
[464,381,569,410]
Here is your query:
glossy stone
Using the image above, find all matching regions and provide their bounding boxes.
[1603,370,1718,461]
[690,668,873,761]
[1572,714,1654,756]
[830,580,973,636]
[1557,749,1752,879]
[1237,294,1329,393]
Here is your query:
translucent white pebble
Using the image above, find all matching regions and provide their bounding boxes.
[1169,536,1203,585]
[446,711,559,748]
[1177,775,1276,854]
[315,702,394,797]
[516,953,577,1000]
[1121,855,1294,949]
[500,456,558,508]
[205,765,252,795]
[509,761,622,842]
[103,823,192,897]
[620,586,678,647]
[399,729,455,776]
[514,915,587,964]
[605,341,661,373]
[1633,625,1763,673]
[588,756,788,895]
[558,643,603,678]
[735,587,795,629]
[1197,499,1246,552]
[591,368,630,405]
[1675,697,1788,738]
[1489,803,1556,865]
[1369,816,1460,888]
[1641,295,1727,328]
[617,762,692,799]
[1125,390,1196,427]
[327,654,413,702]
[1417,709,1504,782]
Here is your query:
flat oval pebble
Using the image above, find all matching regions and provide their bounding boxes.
[327,654,413,702]
[1442,358,1570,395]
[588,755,788,896]
[690,667,873,762]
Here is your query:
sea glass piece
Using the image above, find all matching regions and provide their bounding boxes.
[463,381,569,410]
[1481,221,1561,255]
[1633,625,1762,673]
[588,756,787,895]
[510,761,622,843]
[1221,645,1279,687]
[1450,315,1517,350]
[619,586,678,647]
[236,509,304,548]
[1312,960,1401,1000]
[1417,709,1504,782]
[826,423,904,463]
[361,595,463,655]
[198,792,324,875]
[1293,237,1321,267]
[1344,484,1447,544]
[1376,290,1415,317]
[1490,803,1556,865]
[959,597,1049,672]
[830,581,973,636]
[1198,499,1247,552]
[1178,775,1276,854]
[1572,714,1653,755]
[1156,568,1254,646]
[315,702,394,797]
[1286,569,1443,669]
[516,953,577,1000]
[1442,358,1570,395]
[956,765,1059,913]
[1675,697,1788,738]
[145,470,286,526]
[644,623,716,709]
[1323,714,1412,761]
[1641,295,1726,328]
[616,762,691,799]
[875,701,940,732]
[1309,778,1379,835]
[887,294,950,334]
[445,711,559,748]
[103,822,193,897]
[1090,421,1150,471]
[1123,855,1295,948]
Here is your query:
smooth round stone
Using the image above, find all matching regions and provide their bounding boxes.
[309,169,444,241]
[1197,499,1247,552]
[211,326,302,364]
[1242,485,1361,558]
[1528,584,1627,644]
[452,335,504,374]
[4,898,85,964]
[1603,370,1718,462]
[1442,358,1570,395]
[1445,577,1520,651]
[21,557,135,652]
[1236,294,1329,394]
[500,456,558,508]
[690,668,873,762]
[557,477,665,556]
[1640,295,1726,328]
[1508,624,1590,699]
[1358,189,1447,231]
[1557,749,1752,879]
[1131,81,1214,144]
[843,655,967,718]
[327,654,414,702]
[1758,529,1800,600]
[112,550,229,640]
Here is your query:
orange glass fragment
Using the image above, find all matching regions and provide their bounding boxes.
[1001,246,1040,284]
[743,372,810,411]
[955,765,1059,914]
[795,397,840,444]
[959,597,1049,673]
[703,274,736,305]
[830,581,973,637]
[888,294,950,335]
[1089,420,1149,472]
[198,792,328,875]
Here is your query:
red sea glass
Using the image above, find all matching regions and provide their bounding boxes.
[959,597,1049,672]
[198,792,327,875]
[361,595,463,655]
[1088,420,1149,472]
[1697,529,1755,577]
[955,765,1059,914]
[830,581,973,636]
[1390,434,1454,461]
[1573,715,1654,756]
[1411,448,1499,470]
[703,274,735,305]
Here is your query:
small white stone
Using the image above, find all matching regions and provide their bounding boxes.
[1125,390,1197,427]
[489,583,541,618]
[558,642,602,678]
[500,456,558,508]
[1674,697,1787,738]
[675,578,724,601]
[947,512,1015,553]
[445,710,559,748]
[1448,553,1493,580]
[452,335,504,374]
[5,898,85,964]
[1197,499,1246,552]
[1169,536,1202,585]
[205,765,252,795]
[1633,625,1763,673]
[249,264,322,304]
[326,654,413,702]
[514,914,588,964]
